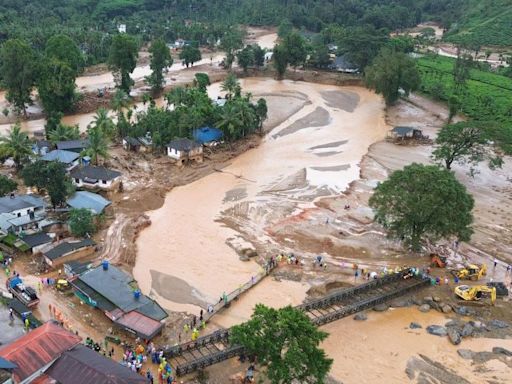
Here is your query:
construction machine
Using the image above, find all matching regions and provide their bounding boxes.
[55,279,70,291]
[455,285,496,305]
[451,264,487,281]
[430,254,447,268]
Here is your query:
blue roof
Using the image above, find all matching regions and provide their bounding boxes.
[8,276,22,289]
[192,126,223,144]
[41,150,79,164]
[67,191,111,214]
[0,356,17,370]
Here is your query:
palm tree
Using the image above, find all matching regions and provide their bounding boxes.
[110,89,129,113]
[165,87,187,109]
[216,103,243,141]
[0,123,32,169]
[83,126,109,165]
[48,124,80,144]
[221,73,240,99]
[92,108,116,138]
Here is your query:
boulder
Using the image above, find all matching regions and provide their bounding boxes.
[409,322,422,329]
[390,298,411,308]
[470,320,482,329]
[448,328,462,345]
[441,304,452,314]
[461,323,474,338]
[433,296,442,303]
[492,347,512,356]
[489,319,509,329]
[454,306,475,316]
[445,319,465,329]
[426,325,448,337]
[418,304,431,313]
[457,349,474,359]
[373,303,389,312]
[423,296,433,303]
[354,313,368,321]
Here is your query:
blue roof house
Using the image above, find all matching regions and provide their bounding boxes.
[67,191,111,214]
[41,150,80,171]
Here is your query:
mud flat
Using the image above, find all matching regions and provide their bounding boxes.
[134,78,388,314]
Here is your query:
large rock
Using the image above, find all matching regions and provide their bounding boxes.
[454,306,475,316]
[409,322,422,329]
[441,304,452,313]
[448,328,462,345]
[423,296,433,303]
[445,319,465,329]
[489,319,509,329]
[457,349,474,359]
[461,323,474,338]
[492,347,512,356]
[354,312,368,321]
[426,325,448,337]
[373,303,389,312]
[418,304,431,313]
[433,296,442,303]
[390,298,411,308]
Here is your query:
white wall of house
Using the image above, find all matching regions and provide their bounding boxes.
[167,147,185,159]
[73,177,119,190]
[9,206,36,218]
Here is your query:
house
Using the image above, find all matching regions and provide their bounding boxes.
[67,191,111,214]
[390,126,424,139]
[118,24,127,33]
[122,137,141,152]
[41,150,80,171]
[329,54,359,73]
[0,356,16,383]
[264,51,273,62]
[136,136,153,153]
[0,195,46,235]
[63,261,92,279]
[42,239,96,267]
[44,344,146,384]
[70,166,122,190]
[19,232,54,254]
[0,322,81,384]
[166,138,203,166]
[192,126,223,145]
[31,140,51,156]
[0,322,146,384]
[71,263,168,340]
[55,139,89,153]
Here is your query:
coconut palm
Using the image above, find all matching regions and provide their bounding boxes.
[83,126,109,165]
[216,103,243,141]
[0,123,32,169]
[92,108,116,138]
[221,73,240,99]
[48,123,80,144]
[165,86,187,109]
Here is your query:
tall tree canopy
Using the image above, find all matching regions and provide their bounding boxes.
[0,39,37,114]
[179,44,202,68]
[108,34,139,93]
[369,163,474,250]
[45,34,83,75]
[147,38,173,92]
[365,48,421,105]
[0,124,32,169]
[231,305,333,384]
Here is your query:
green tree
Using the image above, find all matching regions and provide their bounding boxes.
[45,34,83,75]
[48,123,80,144]
[0,123,32,169]
[237,46,255,73]
[273,44,288,80]
[338,26,389,70]
[0,175,17,197]
[220,28,245,70]
[252,44,265,67]
[68,208,96,237]
[37,58,78,114]
[84,126,109,165]
[431,121,507,172]
[46,161,71,208]
[282,32,307,70]
[369,163,474,250]
[221,73,241,98]
[179,45,201,68]
[92,108,116,138]
[453,51,472,92]
[146,38,173,92]
[193,73,210,93]
[0,39,37,114]
[255,98,268,131]
[365,48,421,105]
[230,305,333,384]
[447,95,461,123]
[309,45,331,68]
[108,34,139,93]
[278,19,293,38]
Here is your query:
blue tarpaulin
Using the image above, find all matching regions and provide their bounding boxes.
[8,277,22,288]
[192,127,223,144]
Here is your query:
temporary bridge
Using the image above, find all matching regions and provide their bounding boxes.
[165,270,430,376]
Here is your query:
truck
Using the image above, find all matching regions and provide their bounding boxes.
[6,276,39,308]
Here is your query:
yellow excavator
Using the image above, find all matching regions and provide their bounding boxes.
[455,285,496,305]
[451,264,487,281]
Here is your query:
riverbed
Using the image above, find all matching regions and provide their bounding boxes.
[133,78,388,314]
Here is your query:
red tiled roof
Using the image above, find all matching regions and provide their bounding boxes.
[115,311,163,339]
[0,322,81,383]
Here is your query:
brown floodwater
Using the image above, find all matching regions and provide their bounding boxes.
[134,78,388,315]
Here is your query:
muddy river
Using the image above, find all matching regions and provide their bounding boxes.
[133,78,388,315]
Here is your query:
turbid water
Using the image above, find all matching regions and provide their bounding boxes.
[133,78,388,315]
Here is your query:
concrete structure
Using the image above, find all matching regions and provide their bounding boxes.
[42,239,96,267]
[0,195,46,235]
[166,138,203,166]
[70,166,122,190]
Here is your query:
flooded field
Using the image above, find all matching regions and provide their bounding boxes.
[134,78,388,314]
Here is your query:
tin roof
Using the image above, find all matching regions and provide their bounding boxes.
[70,166,122,181]
[43,239,95,261]
[115,311,164,340]
[41,150,80,164]
[56,139,90,151]
[67,191,111,214]
[45,344,146,384]
[20,232,53,248]
[0,322,81,382]
[166,138,201,151]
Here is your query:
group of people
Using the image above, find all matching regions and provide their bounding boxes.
[182,310,207,342]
